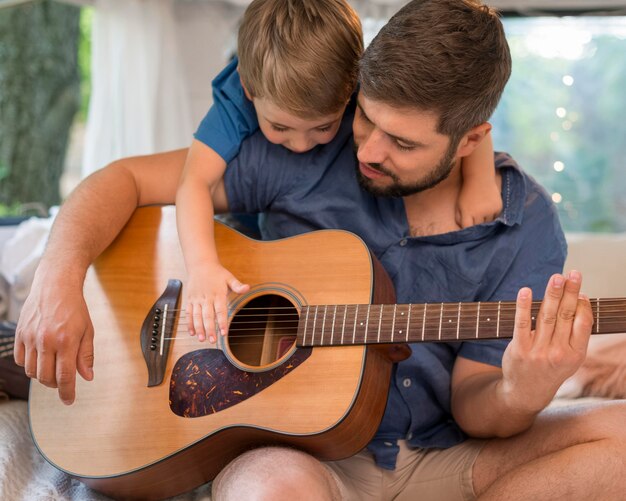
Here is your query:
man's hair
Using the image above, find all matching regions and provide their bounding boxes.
[238,0,363,118]
[359,0,512,144]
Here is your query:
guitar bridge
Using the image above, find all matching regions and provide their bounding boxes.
[140,279,182,387]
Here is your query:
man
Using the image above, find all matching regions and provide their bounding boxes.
[15,1,625,500]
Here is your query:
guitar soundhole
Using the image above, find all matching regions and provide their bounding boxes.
[228,294,299,368]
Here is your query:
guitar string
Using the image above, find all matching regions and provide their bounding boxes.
[172,309,626,324]
[170,312,626,327]
[166,298,626,314]
[167,305,626,320]
[161,317,626,342]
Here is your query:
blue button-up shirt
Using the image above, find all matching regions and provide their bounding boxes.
[224,104,567,469]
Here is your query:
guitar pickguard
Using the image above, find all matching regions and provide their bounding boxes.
[169,347,312,418]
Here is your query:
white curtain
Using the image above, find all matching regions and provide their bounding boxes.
[82,0,193,176]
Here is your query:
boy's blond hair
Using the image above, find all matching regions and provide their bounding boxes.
[238,0,363,118]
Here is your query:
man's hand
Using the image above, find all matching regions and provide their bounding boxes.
[13,271,94,405]
[500,271,593,413]
[184,262,249,344]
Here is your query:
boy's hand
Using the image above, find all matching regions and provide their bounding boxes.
[184,263,250,344]
[456,179,503,228]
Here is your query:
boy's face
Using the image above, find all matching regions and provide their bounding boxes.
[251,96,346,153]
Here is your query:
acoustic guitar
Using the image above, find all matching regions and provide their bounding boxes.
[28,206,626,500]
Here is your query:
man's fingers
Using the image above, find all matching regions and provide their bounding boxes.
[552,270,582,346]
[37,347,59,388]
[513,287,533,351]
[13,333,25,367]
[76,324,95,382]
[56,366,77,406]
[24,346,38,379]
[56,346,80,405]
[534,274,564,348]
[571,293,593,353]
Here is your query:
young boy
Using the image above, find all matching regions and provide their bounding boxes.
[176,0,502,343]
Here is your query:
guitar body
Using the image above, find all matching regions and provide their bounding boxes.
[28,206,396,500]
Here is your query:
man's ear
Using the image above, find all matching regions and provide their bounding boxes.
[239,71,253,101]
[455,122,492,157]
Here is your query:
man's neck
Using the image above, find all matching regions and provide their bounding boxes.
[403,163,463,237]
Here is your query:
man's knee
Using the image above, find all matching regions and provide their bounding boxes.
[212,446,342,501]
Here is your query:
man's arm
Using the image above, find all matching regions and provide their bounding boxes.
[450,272,593,438]
[14,148,190,405]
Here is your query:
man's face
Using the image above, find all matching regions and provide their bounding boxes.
[352,93,459,197]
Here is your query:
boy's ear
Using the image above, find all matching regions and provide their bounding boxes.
[456,122,492,157]
[239,72,253,101]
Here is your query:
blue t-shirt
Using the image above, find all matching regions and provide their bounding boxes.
[194,57,258,163]
[223,103,567,469]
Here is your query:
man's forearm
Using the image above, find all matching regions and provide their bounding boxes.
[40,148,187,282]
[40,163,141,284]
[451,370,539,438]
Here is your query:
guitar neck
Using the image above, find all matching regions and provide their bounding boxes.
[296,298,626,347]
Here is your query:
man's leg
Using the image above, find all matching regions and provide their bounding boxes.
[212,446,343,501]
[473,400,626,500]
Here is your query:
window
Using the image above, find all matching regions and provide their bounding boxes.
[491,16,626,232]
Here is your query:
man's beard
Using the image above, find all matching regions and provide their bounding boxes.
[354,141,457,198]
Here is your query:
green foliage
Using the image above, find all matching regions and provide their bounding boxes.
[0,203,20,217]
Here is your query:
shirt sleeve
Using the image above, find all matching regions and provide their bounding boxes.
[194,57,259,163]
[459,181,568,367]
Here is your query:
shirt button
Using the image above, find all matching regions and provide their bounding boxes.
[406,432,413,440]
[384,441,393,447]
[402,378,411,388]
[399,238,408,247]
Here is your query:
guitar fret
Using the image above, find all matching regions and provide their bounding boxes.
[377,305,383,343]
[353,304,358,344]
[496,301,501,338]
[406,304,411,343]
[456,302,461,340]
[422,303,427,341]
[321,305,328,346]
[303,307,310,346]
[365,305,371,343]
[312,306,318,346]
[330,305,336,345]
[438,303,443,341]
[341,305,347,345]
[391,304,397,341]
[475,302,481,339]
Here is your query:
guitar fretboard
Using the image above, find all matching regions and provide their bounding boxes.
[296,298,626,347]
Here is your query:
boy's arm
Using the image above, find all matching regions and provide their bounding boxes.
[14,149,188,405]
[457,131,502,228]
[175,140,249,344]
